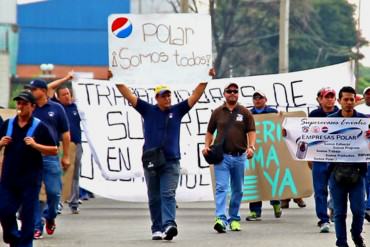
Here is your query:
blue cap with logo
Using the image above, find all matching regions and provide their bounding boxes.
[25,79,47,90]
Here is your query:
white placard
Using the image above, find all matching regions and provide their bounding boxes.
[108,14,212,85]
[283,117,370,162]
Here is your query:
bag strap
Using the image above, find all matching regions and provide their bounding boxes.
[6,117,41,137]
[159,114,170,148]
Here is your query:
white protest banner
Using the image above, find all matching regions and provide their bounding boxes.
[283,117,370,162]
[108,14,212,85]
[73,62,353,202]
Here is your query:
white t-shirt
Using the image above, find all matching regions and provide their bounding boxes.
[355,102,370,117]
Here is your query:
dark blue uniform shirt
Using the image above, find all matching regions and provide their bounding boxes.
[309,106,339,117]
[251,106,278,114]
[0,117,56,188]
[33,100,69,144]
[135,99,191,160]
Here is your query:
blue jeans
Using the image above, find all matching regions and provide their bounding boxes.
[0,184,40,247]
[329,173,366,246]
[34,155,62,232]
[144,160,180,233]
[214,154,246,224]
[249,200,280,216]
[312,162,331,224]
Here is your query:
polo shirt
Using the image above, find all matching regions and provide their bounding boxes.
[33,99,69,145]
[207,103,256,153]
[328,110,368,175]
[309,106,339,117]
[0,117,56,188]
[135,98,190,160]
[52,98,81,144]
[251,106,278,114]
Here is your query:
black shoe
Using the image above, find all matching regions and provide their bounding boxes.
[163,225,178,241]
[353,235,366,247]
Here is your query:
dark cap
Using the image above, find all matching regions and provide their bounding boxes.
[253,90,266,98]
[13,91,36,104]
[25,79,47,90]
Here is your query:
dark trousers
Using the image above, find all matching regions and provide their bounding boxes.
[0,184,40,247]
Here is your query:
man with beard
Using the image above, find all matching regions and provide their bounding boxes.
[203,82,256,233]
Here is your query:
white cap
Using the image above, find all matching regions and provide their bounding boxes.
[363,86,370,95]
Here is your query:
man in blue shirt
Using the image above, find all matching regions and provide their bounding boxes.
[246,91,282,221]
[26,79,70,239]
[47,72,83,214]
[115,68,214,241]
[0,91,57,247]
[328,86,369,247]
[308,87,339,233]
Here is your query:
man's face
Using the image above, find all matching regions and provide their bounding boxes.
[252,94,266,109]
[319,93,336,109]
[364,90,370,106]
[156,92,172,109]
[223,86,239,105]
[30,87,46,100]
[58,88,72,105]
[338,92,355,112]
[16,100,34,117]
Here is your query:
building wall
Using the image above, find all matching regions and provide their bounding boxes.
[17,0,130,66]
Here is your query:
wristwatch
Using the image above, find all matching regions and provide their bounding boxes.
[248,145,256,151]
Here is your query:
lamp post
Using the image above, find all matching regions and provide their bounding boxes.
[40,63,55,78]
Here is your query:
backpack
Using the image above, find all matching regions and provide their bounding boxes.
[6,117,41,137]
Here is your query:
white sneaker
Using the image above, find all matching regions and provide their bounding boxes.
[152,231,162,240]
[320,222,330,233]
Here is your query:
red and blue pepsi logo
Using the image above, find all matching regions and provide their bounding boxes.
[111,17,133,38]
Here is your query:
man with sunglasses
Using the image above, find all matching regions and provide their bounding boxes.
[245,91,282,221]
[203,82,256,233]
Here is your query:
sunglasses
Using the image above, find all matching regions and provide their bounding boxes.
[225,89,239,94]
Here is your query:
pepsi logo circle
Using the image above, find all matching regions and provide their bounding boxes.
[322,126,328,133]
[111,17,133,38]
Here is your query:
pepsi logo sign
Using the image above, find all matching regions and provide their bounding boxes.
[322,126,328,133]
[111,17,133,38]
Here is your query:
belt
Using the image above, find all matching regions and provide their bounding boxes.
[225,150,245,157]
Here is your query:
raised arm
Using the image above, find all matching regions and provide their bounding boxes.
[116,84,138,107]
[188,68,215,108]
[47,71,73,98]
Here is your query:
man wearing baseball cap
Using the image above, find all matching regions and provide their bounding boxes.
[0,91,57,247]
[116,68,215,241]
[25,79,71,239]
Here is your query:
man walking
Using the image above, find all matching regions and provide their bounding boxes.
[0,91,57,247]
[203,82,256,233]
[328,86,368,247]
[115,69,214,241]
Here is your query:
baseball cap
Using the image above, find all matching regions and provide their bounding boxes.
[25,79,47,90]
[224,82,238,90]
[363,86,370,95]
[154,85,171,96]
[253,90,266,98]
[13,91,36,104]
[319,87,336,97]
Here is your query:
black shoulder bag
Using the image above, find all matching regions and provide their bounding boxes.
[203,108,239,165]
[142,115,169,171]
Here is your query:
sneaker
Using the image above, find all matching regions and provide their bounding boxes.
[280,199,290,209]
[57,202,63,214]
[33,229,43,240]
[163,225,178,240]
[246,212,261,221]
[71,207,80,214]
[45,219,56,235]
[365,210,370,223]
[214,218,226,233]
[273,204,282,218]
[230,220,241,231]
[319,222,330,233]
[352,235,366,247]
[293,198,306,208]
[151,231,162,240]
